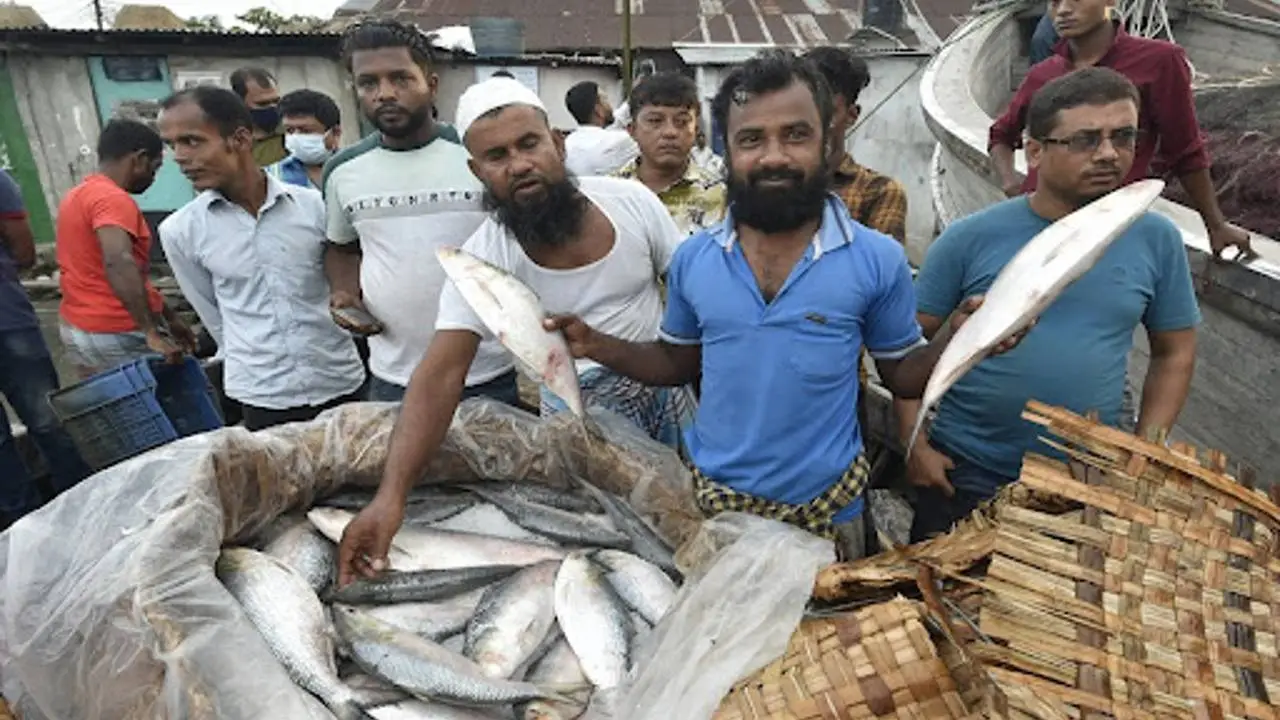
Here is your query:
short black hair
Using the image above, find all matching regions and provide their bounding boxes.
[491,69,515,78]
[712,49,833,150]
[1027,67,1141,140]
[565,81,600,125]
[340,19,435,72]
[161,86,254,139]
[229,67,275,99]
[803,46,870,103]
[97,118,162,161]
[628,72,699,115]
[279,89,341,130]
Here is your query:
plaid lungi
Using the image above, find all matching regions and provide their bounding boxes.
[540,366,697,451]
[690,453,871,539]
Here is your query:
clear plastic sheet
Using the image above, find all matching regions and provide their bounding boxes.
[613,513,837,720]
[0,398,697,720]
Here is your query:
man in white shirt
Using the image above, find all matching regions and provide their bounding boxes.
[323,19,516,405]
[157,86,366,431]
[563,81,638,177]
[335,76,694,584]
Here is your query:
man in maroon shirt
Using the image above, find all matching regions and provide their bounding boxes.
[989,0,1251,258]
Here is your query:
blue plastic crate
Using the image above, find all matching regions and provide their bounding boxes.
[48,356,224,472]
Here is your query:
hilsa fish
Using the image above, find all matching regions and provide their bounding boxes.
[436,246,584,416]
[905,179,1165,458]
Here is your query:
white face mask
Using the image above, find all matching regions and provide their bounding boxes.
[285,132,333,166]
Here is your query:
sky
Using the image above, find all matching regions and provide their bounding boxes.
[25,0,347,30]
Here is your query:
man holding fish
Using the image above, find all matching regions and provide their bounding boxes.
[335,52,1032,581]
[902,68,1200,541]
[337,75,705,584]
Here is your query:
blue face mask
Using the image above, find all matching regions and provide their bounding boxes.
[249,105,281,132]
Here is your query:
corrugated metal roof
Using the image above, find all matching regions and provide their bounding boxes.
[364,0,973,51]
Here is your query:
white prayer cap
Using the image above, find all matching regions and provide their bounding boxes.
[455,77,548,142]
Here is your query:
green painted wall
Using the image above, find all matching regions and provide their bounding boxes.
[0,56,54,245]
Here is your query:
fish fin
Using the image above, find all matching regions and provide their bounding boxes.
[331,701,378,720]
[538,682,594,704]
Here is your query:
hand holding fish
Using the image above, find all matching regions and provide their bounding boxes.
[1206,222,1254,261]
[947,295,1035,356]
[543,314,599,359]
[905,441,956,497]
[336,495,402,587]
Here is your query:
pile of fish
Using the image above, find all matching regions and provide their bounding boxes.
[217,480,682,720]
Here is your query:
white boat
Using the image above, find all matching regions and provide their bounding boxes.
[917,0,1280,481]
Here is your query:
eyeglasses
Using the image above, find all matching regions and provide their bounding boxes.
[1038,127,1143,153]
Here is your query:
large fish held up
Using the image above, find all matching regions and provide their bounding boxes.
[905,179,1166,458]
[436,246,584,416]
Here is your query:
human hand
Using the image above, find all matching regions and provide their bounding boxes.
[542,314,599,359]
[145,328,185,365]
[1207,222,1254,261]
[336,494,403,588]
[949,295,1035,355]
[906,441,955,497]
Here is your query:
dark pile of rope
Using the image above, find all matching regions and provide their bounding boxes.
[1163,83,1280,238]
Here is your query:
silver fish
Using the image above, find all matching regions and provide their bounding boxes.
[905,179,1165,457]
[436,246,583,416]
[333,605,562,707]
[464,560,560,679]
[403,496,476,526]
[264,518,336,595]
[360,588,487,640]
[468,485,629,549]
[522,635,587,687]
[459,482,601,514]
[573,479,679,578]
[322,486,472,511]
[215,548,373,720]
[370,699,505,719]
[430,503,557,545]
[308,507,566,571]
[591,549,677,627]
[553,552,634,690]
[326,565,523,605]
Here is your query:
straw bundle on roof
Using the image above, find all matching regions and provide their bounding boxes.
[113,4,186,30]
[0,3,46,28]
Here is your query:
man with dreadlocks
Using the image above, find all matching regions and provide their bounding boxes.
[323,19,518,406]
[336,77,696,586]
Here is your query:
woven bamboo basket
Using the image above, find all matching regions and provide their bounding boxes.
[714,596,994,719]
[803,401,1278,719]
[966,402,1280,720]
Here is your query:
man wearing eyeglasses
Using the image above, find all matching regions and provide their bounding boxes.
[989,0,1250,259]
[900,68,1200,540]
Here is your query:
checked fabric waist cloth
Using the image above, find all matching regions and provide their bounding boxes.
[689,453,871,539]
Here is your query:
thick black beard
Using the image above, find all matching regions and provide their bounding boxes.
[483,176,588,249]
[374,104,431,139]
[726,160,830,234]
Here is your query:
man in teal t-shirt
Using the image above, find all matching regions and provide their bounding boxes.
[901,67,1200,541]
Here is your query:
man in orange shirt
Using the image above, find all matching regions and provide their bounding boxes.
[57,118,194,377]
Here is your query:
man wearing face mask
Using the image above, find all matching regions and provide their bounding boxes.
[230,66,287,168]
[267,89,343,190]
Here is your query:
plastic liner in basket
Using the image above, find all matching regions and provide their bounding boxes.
[0,398,698,720]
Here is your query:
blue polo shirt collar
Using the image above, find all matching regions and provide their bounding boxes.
[711,193,855,260]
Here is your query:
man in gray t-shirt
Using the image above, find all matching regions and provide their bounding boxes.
[324,19,516,405]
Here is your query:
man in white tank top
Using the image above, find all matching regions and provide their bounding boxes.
[334,77,695,582]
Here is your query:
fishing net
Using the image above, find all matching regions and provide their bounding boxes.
[1163,82,1280,238]
[0,399,700,720]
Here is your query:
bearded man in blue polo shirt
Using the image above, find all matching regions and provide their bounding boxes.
[544,51,1020,560]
